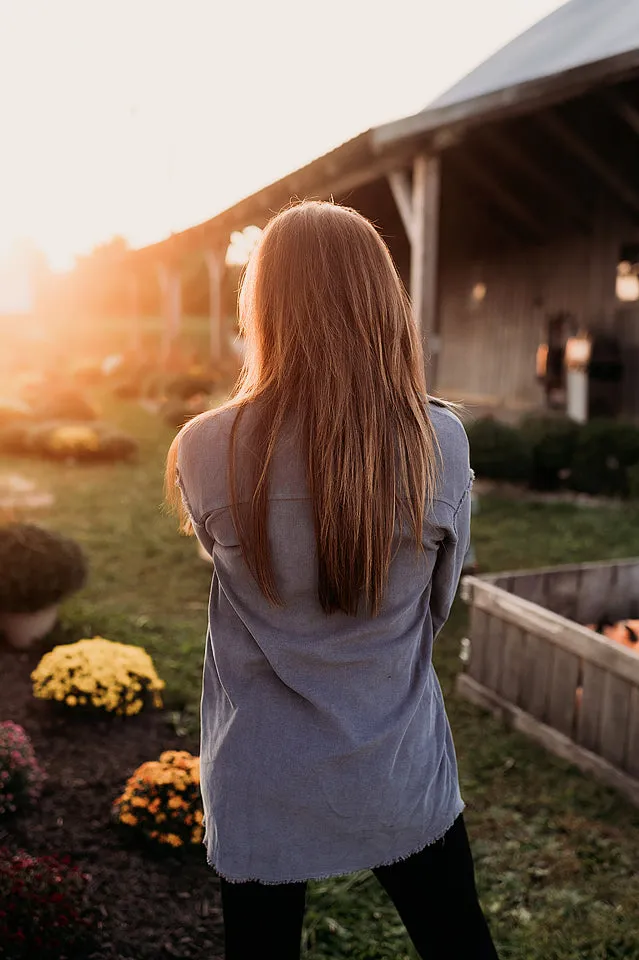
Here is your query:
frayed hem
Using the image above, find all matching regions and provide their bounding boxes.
[205,803,465,885]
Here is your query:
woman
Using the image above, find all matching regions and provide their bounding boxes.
[167,201,498,960]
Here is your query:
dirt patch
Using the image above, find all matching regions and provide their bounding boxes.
[473,478,624,508]
[0,639,224,960]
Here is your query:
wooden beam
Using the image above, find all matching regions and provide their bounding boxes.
[157,262,182,364]
[481,129,589,229]
[610,94,639,138]
[540,109,639,215]
[386,169,414,242]
[410,154,441,386]
[451,153,547,240]
[132,141,421,265]
[127,271,141,353]
[205,247,225,364]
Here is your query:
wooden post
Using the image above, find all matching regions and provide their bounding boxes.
[205,246,225,365]
[410,153,441,388]
[127,271,141,354]
[156,261,182,365]
[387,170,414,243]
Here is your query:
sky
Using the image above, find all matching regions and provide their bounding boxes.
[0,0,566,270]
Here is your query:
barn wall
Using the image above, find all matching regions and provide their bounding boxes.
[436,184,639,419]
[343,177,411,288]
[330,166,639,420]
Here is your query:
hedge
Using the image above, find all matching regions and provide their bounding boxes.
[465,418,532,483]
[466,415,639,498]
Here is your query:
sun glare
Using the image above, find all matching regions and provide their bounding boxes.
[0,0,563,273]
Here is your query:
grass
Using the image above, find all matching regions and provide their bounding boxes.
[2,393,639,959]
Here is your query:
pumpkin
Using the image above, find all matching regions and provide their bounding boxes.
[587,619,639,651]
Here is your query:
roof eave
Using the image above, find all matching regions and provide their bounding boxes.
[132,129,383,263]
[373,46,639,149]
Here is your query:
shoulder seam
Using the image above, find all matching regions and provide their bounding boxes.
[451,473,474,537]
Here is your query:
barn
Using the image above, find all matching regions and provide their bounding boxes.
[130,0,639,422]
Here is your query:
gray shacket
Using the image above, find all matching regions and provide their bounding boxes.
[177,401,472,883]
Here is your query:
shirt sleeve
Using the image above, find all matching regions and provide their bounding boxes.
[176,469,215,558]
[430,483,472,640]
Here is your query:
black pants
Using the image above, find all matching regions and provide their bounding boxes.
[220,815,499,959]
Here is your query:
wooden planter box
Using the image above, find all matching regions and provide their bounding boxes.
[458,559,639,806]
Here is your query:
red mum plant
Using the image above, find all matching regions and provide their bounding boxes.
[0,848,94,958]
[0,722,45,817]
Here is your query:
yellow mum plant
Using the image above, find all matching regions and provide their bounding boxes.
[31,637,165,716]
[113,750,203,848]
[47,425,101,454]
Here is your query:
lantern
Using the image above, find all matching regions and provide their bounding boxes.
[564,335,591,372]
[535,343,548,379]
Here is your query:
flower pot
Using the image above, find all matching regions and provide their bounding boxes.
[0,605,59,650]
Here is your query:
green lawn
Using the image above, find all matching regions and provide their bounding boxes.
[2,393,638,960]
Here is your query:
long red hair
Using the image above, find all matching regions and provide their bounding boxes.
[166,201,438,615]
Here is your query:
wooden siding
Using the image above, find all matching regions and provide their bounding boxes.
[434,179,639,413]
[346,146,639,418]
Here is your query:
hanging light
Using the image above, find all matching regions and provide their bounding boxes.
[564,334,592,371]
[471,282,487,303]
[616,261,639,302]
[536,343,548,379]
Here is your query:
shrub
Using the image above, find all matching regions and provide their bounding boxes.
[92,427,140,462]
[0,723,45,817]
[0,523,87,614]
[519,415,582,490]
[465,417,532,482]
[0,399,32,430]
[165,372,216,401]
[0,847,93,958]
[110,361,164,400]
[71,359,105,388]
[31,637,165,716]
[113,750,203,848]
[627,463,639,501]
[570,420,639,496]
[23,420,138,462]
[159,396,209,428]
[28,387,98,422]
[0,422,32,455]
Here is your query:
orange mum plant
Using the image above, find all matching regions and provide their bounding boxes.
[113,750,203,848]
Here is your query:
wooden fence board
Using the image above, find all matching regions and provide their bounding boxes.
[543,568,582,621]
[546,647,580,737]
[575,564,617,626]
[626,687,639,779]
[610,564,639,620]
[467,607,489,683]
[519,635,553,722]
[482,614,506,693]
[599,674,633,769]
[509,573,547,607]
[576,662,606,754]
[498,623,524,703]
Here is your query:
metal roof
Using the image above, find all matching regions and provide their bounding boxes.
[429,0,639,111]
